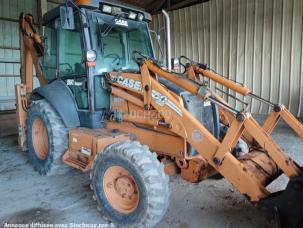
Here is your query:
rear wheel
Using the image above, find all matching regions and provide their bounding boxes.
[90,141,170,227]
[26,100,68,175]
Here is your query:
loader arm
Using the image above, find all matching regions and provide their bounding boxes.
[186,62,303,139]
[107,58,301,202]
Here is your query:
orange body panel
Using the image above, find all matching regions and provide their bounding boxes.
[75,0,92,6]
[63,128,131,171]
[107,122,185,158]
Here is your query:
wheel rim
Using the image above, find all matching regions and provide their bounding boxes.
[32,118,49,160]
[103,166,139,214]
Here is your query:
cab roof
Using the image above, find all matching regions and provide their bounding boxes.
[43,0,152,25]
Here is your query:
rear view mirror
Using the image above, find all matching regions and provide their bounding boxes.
[60,6,75,30]
[171,58,181,72]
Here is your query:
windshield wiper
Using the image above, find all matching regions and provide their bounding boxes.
[112,66,139,74]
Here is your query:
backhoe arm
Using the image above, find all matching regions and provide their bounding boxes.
[16,13,47,149]
[19,13,47,92]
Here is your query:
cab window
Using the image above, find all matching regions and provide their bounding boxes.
[43,19,58,81]
[58,14,85,77]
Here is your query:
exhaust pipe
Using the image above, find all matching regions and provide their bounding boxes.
[162,9,171,71]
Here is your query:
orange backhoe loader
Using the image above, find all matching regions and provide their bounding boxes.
[16,0,303,227]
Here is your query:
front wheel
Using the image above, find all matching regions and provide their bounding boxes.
[90,141,170,227]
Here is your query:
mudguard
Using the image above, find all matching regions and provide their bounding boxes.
[32,80,80,128]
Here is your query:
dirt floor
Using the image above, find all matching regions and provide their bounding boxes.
[0,118,302,228]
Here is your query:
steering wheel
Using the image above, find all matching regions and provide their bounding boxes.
[59,63,73,73]
[104,53,121,65]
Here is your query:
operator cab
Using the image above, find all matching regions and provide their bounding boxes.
[41,0,154,128]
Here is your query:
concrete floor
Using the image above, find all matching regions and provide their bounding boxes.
[0,113,17,137]
[0,119,302,228]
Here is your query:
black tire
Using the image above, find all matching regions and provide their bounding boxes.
[90,141,170,227]
[26,100,68,175]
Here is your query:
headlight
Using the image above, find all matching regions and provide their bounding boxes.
[128,11,137,20]
[86,50,97,62]
[102,5,112,14]
[112,7,122,15]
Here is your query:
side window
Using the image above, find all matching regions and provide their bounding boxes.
[43,20,58,81]
[59,15,85,77]
[59,15,88,110]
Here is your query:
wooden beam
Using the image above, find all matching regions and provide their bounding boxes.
[168,0,209,11]
[47,0,65,4]
[167,0,171,8]
[37,0,48,25]
[168,0,197,11]
[147,0,167,13]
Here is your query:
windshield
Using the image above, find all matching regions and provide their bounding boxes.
[86,10,154,73]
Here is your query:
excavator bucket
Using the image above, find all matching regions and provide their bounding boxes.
[258,175,303,228]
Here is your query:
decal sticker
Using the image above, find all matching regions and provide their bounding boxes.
[112,75,182,116]
[152,90,183,116]
[67,79,83,86]
[113,75,142,91]
[80,147,91,156]
[192,129,203,142]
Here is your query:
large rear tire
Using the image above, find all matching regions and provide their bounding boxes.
[26,100,68,175]
[90,141,170,227]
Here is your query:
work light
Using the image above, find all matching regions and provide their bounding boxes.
[112,7,122,15]
[102,5,112,14]
[137,13,144,21]
[128,11,137,20]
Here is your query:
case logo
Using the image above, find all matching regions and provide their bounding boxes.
[113,76,142,91]
[115,19,128,27]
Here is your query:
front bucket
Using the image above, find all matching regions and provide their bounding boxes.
[258,175,303,228]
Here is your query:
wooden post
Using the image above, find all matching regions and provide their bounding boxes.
[37,0,48,26]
